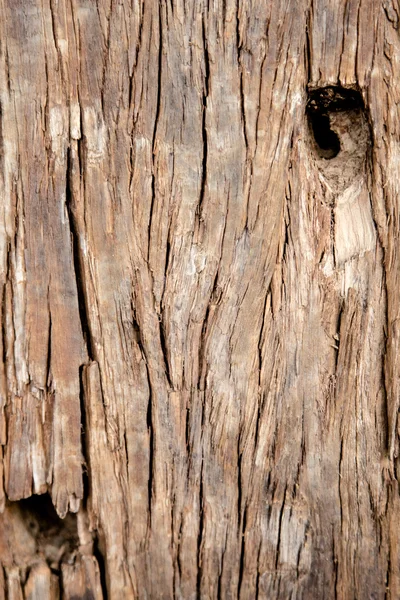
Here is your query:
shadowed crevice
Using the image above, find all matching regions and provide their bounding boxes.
[307,86,364,160]
[65,146,94,362]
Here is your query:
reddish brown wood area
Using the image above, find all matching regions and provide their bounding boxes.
[0,0,399,598]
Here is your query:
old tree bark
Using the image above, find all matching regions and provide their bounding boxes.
[1,0,400,598]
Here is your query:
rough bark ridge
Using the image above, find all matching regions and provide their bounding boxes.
[0,0,399,598]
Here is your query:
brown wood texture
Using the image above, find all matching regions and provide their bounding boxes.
[0,0,400,598]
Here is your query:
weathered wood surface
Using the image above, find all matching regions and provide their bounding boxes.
[0,0,400,598]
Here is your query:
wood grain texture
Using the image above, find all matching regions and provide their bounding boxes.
[0,0,399,598]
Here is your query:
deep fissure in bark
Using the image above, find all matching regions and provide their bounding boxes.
[146,360,154,524]
[198,14,210,219]
[196,459,204,598]
[92,528,109,600]
[148,3,163,261]
[65,146,94,362]
[65,148,107,596]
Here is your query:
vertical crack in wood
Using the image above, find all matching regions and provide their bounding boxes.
[65,146,94,362]
[146,359,154,527]
[159,318,172,389]
[64,137,107,597]
[148,3,163,262]
[198,13,209,220]
[237,502,247,599]
[196,458,204,598]
[236,0,248,156]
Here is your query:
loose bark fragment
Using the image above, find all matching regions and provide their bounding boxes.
[61,555,103,600]
[24,562,53,600]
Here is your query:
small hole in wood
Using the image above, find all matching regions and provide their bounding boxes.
[307,86,364,161]
[308,111,340,159]
[18,493,79,565]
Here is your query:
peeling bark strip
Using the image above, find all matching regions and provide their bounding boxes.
[0,0,399,598]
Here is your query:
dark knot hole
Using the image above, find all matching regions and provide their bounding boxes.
[308,111,340,159]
